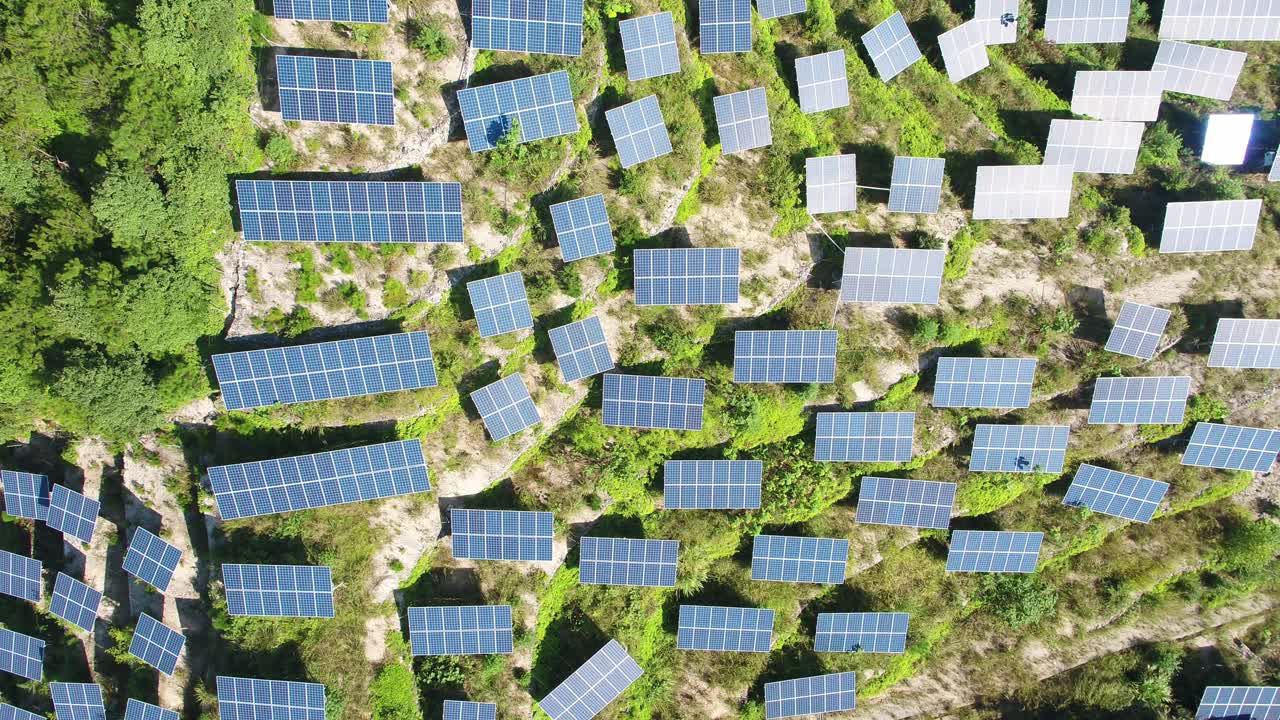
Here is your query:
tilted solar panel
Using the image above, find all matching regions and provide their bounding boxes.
[1064,464,1168,522]
[933,357,1037,408]
[602,374,706,431]
[407,605,514,656]
[634,248,740,306]
[235,181,463,244]
[123,527,182,593]
[1071,70,1165,121]
[1044,119,1144,174]
[862,12,923,81]
[2,702,45,720]
[443,701,497,720]
[699,0,752,53]
[471,0,584,56]
[216,677,325,720]
[757,0,804,19]
[275,0,388,22]
[751,535,848,584]
[48,486,99,544]
[815,612,909,653]
[51,573,101,633]
[975,0,1018,43]
[1105,301,1172,360]
[1210,319,1280,369]
[938,20,990,83]
[1202,113,1253,165]
[677,605,774,652]
[1271,147,1280,182]
[1159,0,1280,40]
[1182,423,1280,472]
[50,683,104,720]
[839,247,944,304]
[468,272,534,337]
[1045,0,1131,43]
[734,330,837,383]
[663,460,762,509]
[471,373,541,442]
[539,640,643,720]
[888,156,945,213]
[713,88,772,154]
[795,50,849,114]
[969,424,1070,473]
[457,71,579,152]
[451,509,554,562]
[815,412,915,462]
[124,699,178,720]
[549,316,615,382]
[1152,41,1245,101]
[579,537,678,587]
[764,672,856,719]
[620,12,680,80]
[805,155,856,214]
[946,530,1043,573]
[973,165,1074,219]
[855,477,955,529]
[0,629,44,681]
[606,95,673,168]
[276,55,394,126]
[223,564,336,618]
[1,470,50,521]
[1088,376,1190,424]
[1195,686,1280,719]
[1160,199,1262,253]
[0,550,41,602]
[129,613,185,676]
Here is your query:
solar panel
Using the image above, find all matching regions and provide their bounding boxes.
[0,550,40,602]
[4,703,46,720]
[602,374,706,431]
[969,424,1070,473]
[450,509,554,562]
[1071,70,1165,121]
[713,88,772,154]
[764,672,856,719]
[815,412,915,462]
[209,439,430,520]
[1159,0,1280,40]
[1182,422,1280,472]
[50,684,104,720]
[1159,199,1262,253]
[677,605,774,652]
[634,248,740,306]
[0,629,43,681]
[468,272,534,337]
[216,677,325,720]
[973,164,1074,219]
[223,564,336,618]
[48,485,99,544]
[1195,686,1280,719]
[443,701,497,720]
[539,640,643,720]
[1064,464,1168,522]
[888,156,945,214]
[51,573,100,633]
[975,0,1018,43]
[862,12,923,81]
[549,316,614,382]
[274,0,388,22]
[933,357,1037,408]
[938,20,990,83]
[795,50,849,114]
[457,71,578,152]
[1152,41,1245,101]
[407,605,514,656]
[1272,146,1280,182]
[750,535,848,584]
[124,699,178,720]
[235,181,463,244]
[946,530,1043,573]
[1045,0,1130,43]
[815,612,909,653]
[663,460,762,509]
[470,0,583,56]
[1044,119,1144,174]
[805,155,856,214]
[1,470,50,521]
[699,0,751,53]
[757,0,804,19]
[855,477,955,529]
[620,12,680,80]
[123,527,182,593]
[605,95,673,168]
[1210,319,1280,369]
[275,55,394,126]
[211,331,438,411]
[1089,376,1190,424]
[471,373,541,441]
[1105,301,1172,360]
[839,247,944,304]
[734,330,837,383]
[129,613,185,676]
[1202,113,1253,165]
[579,537,678,587]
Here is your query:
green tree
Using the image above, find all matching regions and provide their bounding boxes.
[52,351,165,441]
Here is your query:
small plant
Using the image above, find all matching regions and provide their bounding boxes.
[382,278,409,308]
[264,134,298,173]
[289,249,323,303]
[403,17,454,61]
[408,269,431,289]
[244,267,263,303]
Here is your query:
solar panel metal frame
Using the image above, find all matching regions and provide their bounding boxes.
[4,703,47,720]
[602,373,706,431]
[274,0,388,22]
[407,605,514,656]
[663,460,762,509]
[1071,70,1166,121]
[764,671,857,719]
[0,550,41,603]
[973,164,1074,219]
[815,412,915,463]
[1044,119,1144,174]
[698,0,752,54]
[470,0,584,56]
[1088,376,1191,424]
[795,50,849,114]
[605,95,673,168]
[539,640,643,720]
[275,55,394,126]
[969,424,1070,473]
[938,19,990,83]
[468,272,534,337]
[932,357,1038,408]
[757,0,805,20]
[713,88,772,155]
[839,247,944,304]
[235,180,464,244]
[1159,0,1280,40]
[1182,422,1280,472]
[579,537,679,587]
[548,316,615,382]
[1202,113,1253,165]
[1195,686,1280,719]
[805,155,857,214]
[51,573,101,633]
[750,535,849,584]
[888,156,945,214]
[1271,145,1280,182]
[1209,319,1280,369]
[129,613,185,676]
[1,470,50,521]
[50,683,104,720]
[975,0,1018,43]
[733,330,837,384]
[1152,41,1245,101]
[855,477,955,529]
[1159,199,1263,253]
[862,12,923,81]
[450,509,555,562]
[1045,0,1131,43]
[815,612,909,654]
[216,677,326,720]
[0,629,44,681]
[123,527,182,593]
[47,485,99,544]
[1064,463,1169,523]
[124,699,179,720]
[620,12,680,80]
[1105,301,1172,360]
[222,564,336,618]
[946,530,1043,573]
[677,605,774,652]
[442,701,497,720]
[457,71,579,152]
[470,373,541,442]
[634,248,740,306]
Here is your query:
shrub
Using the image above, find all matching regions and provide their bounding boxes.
[256,306,318,338]
[944,225,985,280]
[370,662,422,720]
[976,574,1058,629]
[1139,122,1183,170]
[404,17,454,61]
[290,249,323,303]
[408,269,431,289]
[265,134,298,172]
[912,316,940,345]
[382,278,409,308]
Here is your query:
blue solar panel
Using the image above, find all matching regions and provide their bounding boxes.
[209,439,431,520]
[274,0,388,22]
[663,460,761,509]
[1182,422,1280,472]
[862,11,923,81]
[677,605,774,652]
[757,0,805,19]
[443,701,497,720]
[47,485,99,543]
[50,684,104,720]
[458,71,578,152]
[855,477,955,529]
[734,330,837,383]
[2,703,44,720]
[549,316,614,383]
[634,248,740,305]
[969,424,1069,473]
[606,95,673,168]
[1064,464,1169,523]
[620,12,680,80]
[816,612,909,654]
[699,0,751,53]
[471,373,541,441]
[932,357,1037,408]
[223,564,335,618]
[0,550,41,602]
[579,537,678,587]
[796,50,849,114]
[1,470,50,521]
[713,88,772,154]
[539,640,643,720]
[407,605,514,656]
[946,530,1043,573]
[468,272,534,337]
[0,629,44,681]
[1195,686,1280,719]
[815,412,914,462]
[451,509,554,561]
[217,677,326,720]
[276,55,394,126]
[1088,376,1190,424]
[839,247,945,303]
[51,573,100,633]
[751,535,848,584]
[602,374,705,431]
[1105,301,1171,360]
[551,194,614,262]
[123,527,182,593]
[212,332,438,411]
[129,613,185,676]
[764,672,856,719]
[124,699,178,720]
[236,181,463,244]
[471,0,584,56]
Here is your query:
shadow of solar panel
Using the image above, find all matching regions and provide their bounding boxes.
[815,612,909,653]
[212,331,438,411]
[1064,464,1168,522]
[946,530,1043,573]
[0,550,41,603]
[471,0,584,56]
[1159,0,1280,40]
[540,640,643,720]
[443,701,497,720]
[699,0,751,53]
[751,535,848,584]
[275,0,388,22]
[970,425,1069,473]
[51,574,100,633]
[714,88,771,154]
[48,486,98,544]
[0,629,44,681]
[939,20,990,82]
[839,248,944,304]
[855,477,955,529]
[1105,301,1171,360]
[1088,376,1190,424]
[551,194,614,262]
[795,50,849,113]
[276,56,394,126]
[1182,422,1280,472]
[620,12,680,80]
[764,672,856,719]
[635,248,740,305]
[1159,199,1262,253]
[223,564,335,618]
[216,677,325,720]
[5,702,47,720]
[606,96,672,168]
[805,155,856,214]
[1195,686,1280,719]
[973,164,1074,219]
[1044,119,1144,174]
[1153,41,1245,101]
[975,0,1018,43]
[129,614,184,676]
[1202,113,1253,165]
[1071,70,1165,121]
[734,330,837,383]
[602,374,706,431]
[408,606,514,656]
[209,439,431,520]
[457,71,578,152]
[468,272,534,337]
[757,0,805,19]
[1,470,50,521]
[862,12,922,81]
[451,509,554,561]
[50,684,104,720]
[580,537,678,587]
[663,460,761,509]
[1210,319,1280,369]
[933,357,1037,408]
[123,527,181,593]
[888,156,945,213]
[815,412,915,462]
[235,181,463,243]
[124,699,178,720]
[471,374,541,441]
[677,605,774,652]
[549,316,614,382]
[1045,0,1131,42]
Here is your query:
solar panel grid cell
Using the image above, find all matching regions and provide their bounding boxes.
[946,530,1043,573]
[1064,464,1169,522]
[677,605,774,652]
[815,412,915,463]
[815,612,909,653]
[1045,0,1131,43]
[548,316,615,382]
[235,181,463,244]
[602,374,706,430]
[1105,301,1172,360]
[457,71,579,152]
[0,629,43,681]
[888,156,946,213]
[764,672,856,719]
[862,12,923,81]
[1044,119,1144,174]
[539,640,644,720]
[698,0,752,53]
[407,605,514,656]
[443,701,498,720]
[605,95,673,168]
[223,564,336,618]
[938,20,990,82]
[579,537,679,587]
[932,357,1038,408]
[123,527,182,593]
[839,247,945,304]
[124,699,178,720]
[1152,41,1246,101]
[1194,686,1280,719]
[1,470,50,521]
[0,550,41,603]
[51,573,101,633]
[713,88,772,154]
[1088,376,1190,424]
[450,509,555,561]
[50,684,105,720]
[48,485,99,544]
[1159,0,1280,40]
[468,272,535,337]
[1071,70,1166,121]
[795,50,849,113]
[973,164,1074,219]
[751,535,848,584]
[620,12,680,80]
[129,614,185,676]
[275,0,389,22]
[470,373,541,441]
[276,56,394,126]
[1182,423,1280,472]
[634,248,740,305]
[1160,199,1263,253]
[805,155,857,214]
[734,330,837,383]
[855,477,956,529]
[969,424,1070,473]
[470,0,585,56]
[663,460,763,509]
[216,677,326,720]
[1209,319,1280,369]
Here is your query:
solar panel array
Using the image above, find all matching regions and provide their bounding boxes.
[1210,319,1280,369]
[457,71,578,152]
[451,509,555,562]
[549,316,615,382]
[698,0,752,53]
[123,527,182,593]
[276,56,394,126]
[1105,301,1172,360]
[223,564,336,618]
[443,701,497,720]
[602,374,706,431]
[805,154,857,214]
[975,0,1018,43]
[1,470,50,521]
[888,156,946,213]
[407,605,514,656]
[1159,0,1280,40]
[274,0,388,22]
[855,477,956,529]
[862,12,923,81]
[795,50,849,114]
[663,460,762,509]
[734,330,837,383]
[1152,41,1245,101]
[235,181,463,244]
[216,677,325,720]
[579,537,678,587]
[1202,113,1253,165]
[970,425,1070,473]
[634,248,740,306]
[539,640,643,720]
[1160,199,1263,253]
[1182,422,1280,472]
[757,0,804,19]
[51,573,100,633]
[209,439,431,520]
[0,550,41,602]
[933,357,1037,408]
[815,412,915,463]
[605,95,673,168]
[751,535,848,584]
[839,247,944,304]
[1195,686,1280,719]
[48,486,99,544]
[471,373,541,441]
[713,88,772,154]
[212,332,438,411]
[50,684,104,720]
[815,612,909,653]
[620,12,680,80]
[1044,119,1144,174]
[129,613,185,676]
[764,672,856,719]
[124,700,178,720]
[677,605,774,652]
[468,272,534,337]
[1045,0,1131,43]
[470,0,584,56]
[1089,376,1190,424]
[1071,70,1166,121]
[1064,464,1169,523]
[4,703,46,720]
[973,164,1074,219]
[0,629,44,681]
[946,530,1043,573]
[938,20,990,83]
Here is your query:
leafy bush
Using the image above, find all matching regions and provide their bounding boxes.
[1139,122,1183,170]
[912,316,940,345]
[52,351,165,442]
[944,225,985,280]
[976,574,1058,629]
[290,250,323,302]
[382,278,409,308]
[256,306,318,338]
[404,17,454,61]
[370,661,421,720]
[265,134,298,172]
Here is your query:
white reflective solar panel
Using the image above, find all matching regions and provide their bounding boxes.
[677,605,774,652]
[1182,422,1280,472]
[457,71,579,152]
[443,701,497,720]
[1071,70,1165,121]
[764,672,856,719]
[539,640,643,720]
[1088,376,1190,424]
[223,564,335,618]
[450,509,555,562]
[603,374,705,431]
[663,460,762,509]
[938,20,990,83]
[1210,319,1280,369]
[1160,199,1262,253]
[815,412,915,462]
[216,677,325,720]
[50,683,104,720]
[1271,147,1280,182]
[815,612,909,653]
[275,56,394,126]
[1152,41,1245,101]
[973,165,1074,219]
[714,88,772,154]
[699,0,752,53]
[124,700,178,720]
[407,605,514,656]
[1202,113,1253,165]
[1,470,50,521]
[1064,464,1168,522]
[862,12,923,81]
[946,530,1043,573]
[734,330,837,383]
[468,272,534,337]
[975,0,1018,43]
[275,0,388,22]
[806,155,857,214]
[933,357,1037,408]
[606,96,673,168]
[1045,0,1130,42]
[1105,301,1172,360]
[1195,686,1280,719]
[751,535,848,584]
[128,613,185,676]
[839,247,944,304]
[795,50,849,114]
[123,527,182,593]
[1044,119,1144,174]
[0,629,44,681]
[550,194,614,262]
[549,316,614,382]
[0,550,41,602]
[51,573,101,633]
[620,13,680,80]
[855,477,955,529]
[1160,0,1280,40]
[471,373,541,442]
[235,181,464,244]
[634,248,740,306]
[970,425,1069,473]
[579,537,678,587]
[470,0,584,56]
[888,157,945,213]
[757,0,804,19]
